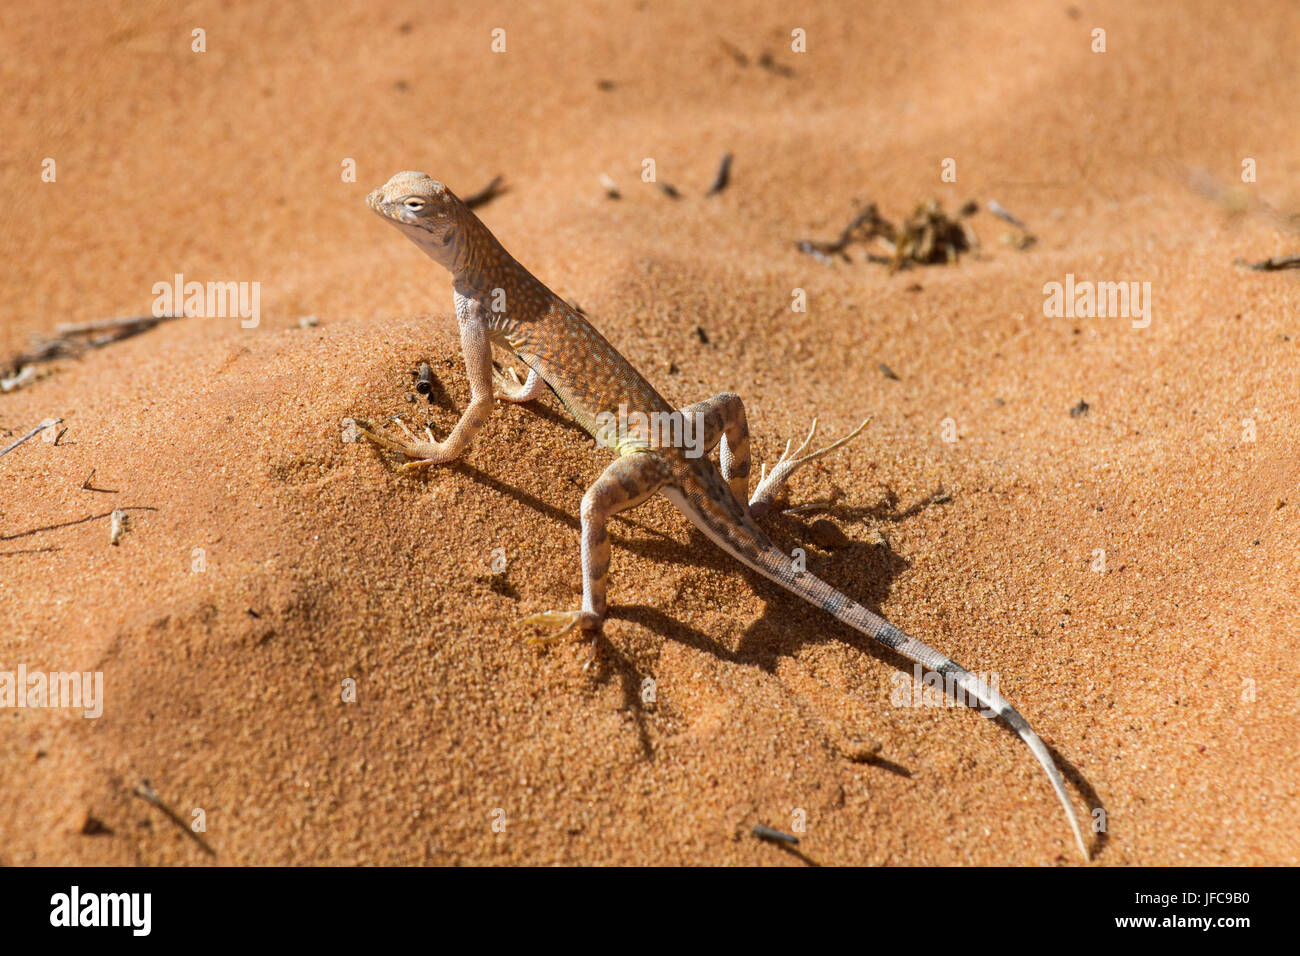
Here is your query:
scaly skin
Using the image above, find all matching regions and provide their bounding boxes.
[355,171,1090,862]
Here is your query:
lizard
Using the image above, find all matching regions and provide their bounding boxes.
[354,170,1090,862]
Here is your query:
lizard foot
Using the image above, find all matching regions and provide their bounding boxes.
[749,416,871,518]
[492,364,524,399]
[353,418,449,471]
[492,361,545,403]
[522,609,603,669]
[521,609,602,643]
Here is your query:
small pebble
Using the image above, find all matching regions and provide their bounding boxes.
[109,509,130,546]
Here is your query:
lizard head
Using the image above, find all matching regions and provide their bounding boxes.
[366,171,463,265]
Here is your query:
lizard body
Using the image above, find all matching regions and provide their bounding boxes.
[357,171,1089,861]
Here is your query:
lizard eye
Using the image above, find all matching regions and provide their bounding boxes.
[403,197,426,211]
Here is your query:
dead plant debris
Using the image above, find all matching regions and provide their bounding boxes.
[797,199,980,272]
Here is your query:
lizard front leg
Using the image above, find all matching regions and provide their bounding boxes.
[357,305,496,470]
[522,450,673,651]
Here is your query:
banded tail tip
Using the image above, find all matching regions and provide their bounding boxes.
[1015,722,1090,862]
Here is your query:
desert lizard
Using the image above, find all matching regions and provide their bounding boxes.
[355,171,1089,861]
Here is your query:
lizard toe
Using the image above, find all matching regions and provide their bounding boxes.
[521,609,602,644]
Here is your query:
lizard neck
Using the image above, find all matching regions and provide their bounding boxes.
[449,208,559,326]
[450,209,519,295]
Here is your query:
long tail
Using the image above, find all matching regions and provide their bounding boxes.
[663,484,1089,861]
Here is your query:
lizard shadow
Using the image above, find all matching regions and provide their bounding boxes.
[1047,744,1108,859]
[441,451,1105,855]
[590,513,911,775]
[739,526,1106,859]
[588,604,776,763]
[609,603,744,664]
[588,632,655,760]
[507,392,589,438]
[605,505,916,671]
[452,461,680,545]
[588,606,742,762]
[827,484,952,525]
[614,505,1107,858]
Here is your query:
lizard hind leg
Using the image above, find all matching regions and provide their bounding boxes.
[491,343,547,403]
[522,450,673,659]
[493,364,546,402]
[748,416,871,519]
[677,393,753,507]
[677,395,870,519]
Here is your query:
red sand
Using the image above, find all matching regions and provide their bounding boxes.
[0,0,1296,864]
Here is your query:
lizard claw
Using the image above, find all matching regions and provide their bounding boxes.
[749,416,871,517]
[521,609,602,644]
[523,609,603,670]
[492,364,523,396]
[353,418,449,467]
[493,363,544,403]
